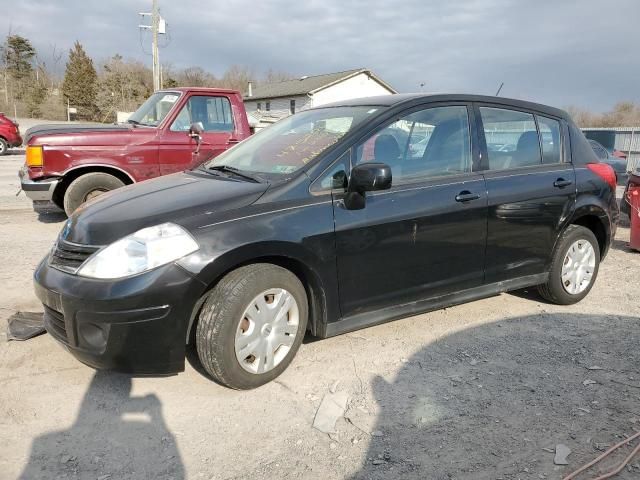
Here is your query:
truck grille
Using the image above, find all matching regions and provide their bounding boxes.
[43,305,69,344]
[49,239,100,274]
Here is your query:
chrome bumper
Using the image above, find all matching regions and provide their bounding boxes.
[19,167,59,202]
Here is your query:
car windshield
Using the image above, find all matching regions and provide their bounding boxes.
[205,106,384,176]
[127,91,182,127]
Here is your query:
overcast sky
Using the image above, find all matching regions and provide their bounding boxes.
[2,0,638,111]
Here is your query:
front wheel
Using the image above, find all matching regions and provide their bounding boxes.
[538,225,600,305]
[63,172,125,216]
[195,264,308,389]
[0,138,7,155]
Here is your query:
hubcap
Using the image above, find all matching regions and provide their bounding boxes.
[84,188,109,202]
[234,288,300,374]
[561,239,596,295]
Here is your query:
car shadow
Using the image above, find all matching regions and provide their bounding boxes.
[610,237,635,253]
[18,371,185,479]
[350,313,640,479]
[32,202,67,223]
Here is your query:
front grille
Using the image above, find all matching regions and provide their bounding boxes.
[49,238,100,274]
[43,305,69,344]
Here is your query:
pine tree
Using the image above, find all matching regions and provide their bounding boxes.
[1,35,36,101]
[62,41,97,120]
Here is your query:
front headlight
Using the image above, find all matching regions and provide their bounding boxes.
[77,223,199,279]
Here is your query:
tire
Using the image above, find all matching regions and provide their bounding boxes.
[63,172,125,216]
[0,138,7,155]
[538,225,600,305]
[196,263,308,389]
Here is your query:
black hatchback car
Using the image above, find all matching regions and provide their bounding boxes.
[34,94,619,389]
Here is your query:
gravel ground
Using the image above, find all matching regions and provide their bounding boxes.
[1,152,639,480]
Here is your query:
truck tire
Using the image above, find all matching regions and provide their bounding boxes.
[196,263,308,389]
[0,138,7,155]
[63,172,125,216]
[538,225,600,305]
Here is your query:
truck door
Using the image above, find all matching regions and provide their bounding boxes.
[158,95,238,175]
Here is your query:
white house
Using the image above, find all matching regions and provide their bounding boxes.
[244,68,396,129]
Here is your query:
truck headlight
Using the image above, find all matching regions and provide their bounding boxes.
[77,223,199,279]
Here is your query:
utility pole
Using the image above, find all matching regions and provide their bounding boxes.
[139,1,166,91]
[152,0,159,91]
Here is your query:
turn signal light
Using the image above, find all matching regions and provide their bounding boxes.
[587,163,617,191]
[26,146,43,167]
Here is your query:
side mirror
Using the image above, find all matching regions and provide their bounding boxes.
[189,122,204,154]
[344,162,392,210]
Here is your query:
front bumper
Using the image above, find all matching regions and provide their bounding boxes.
[19,166,59,201]
[34,257,207,374]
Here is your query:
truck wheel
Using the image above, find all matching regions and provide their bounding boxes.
[538,225,600,305]
[196,264,308,389]
[0,138,7,155]
[63,172,124,216]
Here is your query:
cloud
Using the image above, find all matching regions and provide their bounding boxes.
[2,0,638,110]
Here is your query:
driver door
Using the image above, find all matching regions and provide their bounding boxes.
[333,104,488,318]
[159,95,238,175]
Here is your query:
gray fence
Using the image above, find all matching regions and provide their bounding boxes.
[581,127,640,172]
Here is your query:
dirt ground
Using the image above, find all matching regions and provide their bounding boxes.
[1,151,639,480]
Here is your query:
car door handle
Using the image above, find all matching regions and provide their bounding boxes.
[553,178,573,188]
[227,138,240,144]
[455,191,480,202]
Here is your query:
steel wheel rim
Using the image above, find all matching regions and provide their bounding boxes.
[0,142,6,154]
[234,288,300,374]
[84,188,108,202]
[561,239,596,295]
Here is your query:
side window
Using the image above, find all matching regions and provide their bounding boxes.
[537,116,562,164]
[310,151,351,193]
[354,105,471,184]
[480,107,541,170]
[170,96,234,132]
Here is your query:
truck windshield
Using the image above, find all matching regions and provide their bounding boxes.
[205,106,384,176]
[127,91,181,127]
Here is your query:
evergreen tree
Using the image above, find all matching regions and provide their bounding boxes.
[1,35,36,100]
[62,41,97,120]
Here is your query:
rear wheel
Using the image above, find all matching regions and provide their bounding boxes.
[63,172,124,216]
[0,138,7,155]
[538,225,600,305]
[196,264,308,389]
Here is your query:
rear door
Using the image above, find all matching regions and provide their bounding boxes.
[332,104,488,318]
[476,104,575,283]
[159,94,238,175]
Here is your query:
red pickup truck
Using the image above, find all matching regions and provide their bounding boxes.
[19,87,251,215]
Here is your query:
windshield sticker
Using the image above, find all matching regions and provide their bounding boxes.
[161,94,179,103]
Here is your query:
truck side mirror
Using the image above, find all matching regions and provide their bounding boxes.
[189,122,204,154]
[344,162,392,210]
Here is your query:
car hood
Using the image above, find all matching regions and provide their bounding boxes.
[24,123,130,144]
[63,171,269,245]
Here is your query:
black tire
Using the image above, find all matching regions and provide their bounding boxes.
[63,172,124,216]
[538,225,600,305]
[0,138,7,155]
[196,264,308,389]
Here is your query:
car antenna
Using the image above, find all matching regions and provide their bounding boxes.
[495,82,504,96]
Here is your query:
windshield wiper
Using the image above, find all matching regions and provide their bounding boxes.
[208,165,262,183]
[127,119,140,126]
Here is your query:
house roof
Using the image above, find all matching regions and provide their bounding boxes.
[244,68,396,101]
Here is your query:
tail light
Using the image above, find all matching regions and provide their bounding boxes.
[587,163,616,191]
[26,145,44,167]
